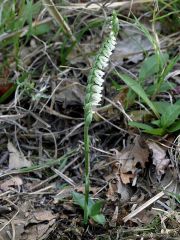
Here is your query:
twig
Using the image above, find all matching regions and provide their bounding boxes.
[42,0,76,43]
[58,0,154,10]
[123,181,173,222]
[52,167,76,187]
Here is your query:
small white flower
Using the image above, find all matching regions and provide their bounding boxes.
[97,61,108,69]
[94,69,104,78]
[107,40,116,51]
[104,44,114,54]
[91,101,100,107]
[103,48,112,58]
[92,85,103,94]
[92,93,102,102]
[94,76,104,85]
[99,55,109,64]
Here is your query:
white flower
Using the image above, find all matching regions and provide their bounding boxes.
[106,44,114,52]
[97,60,108,69]
[92,85,103,94]
[107,40,116,51]
[94,75,104,86]
[103,48,112,58]
[91,93,102,106]
[99,56,109,65]
[94,69,104,78]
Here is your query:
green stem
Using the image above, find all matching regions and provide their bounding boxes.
[84,121,90,224]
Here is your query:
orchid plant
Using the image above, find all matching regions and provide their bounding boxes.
[73,12,119,224]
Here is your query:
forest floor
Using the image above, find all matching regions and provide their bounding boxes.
[0,1,180,239]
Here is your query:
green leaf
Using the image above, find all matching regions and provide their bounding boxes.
[129,121,156,131]
[32,23,51,35]
[72,192,85,210]
[168,120,180,133]
[126,89,137,108]
[89,201,104,216]
[151,119,161,127]
[116,72,159,118]
[143,128,165,136]
[139,53,169,81]
[146,82,176,95]
[129,121,165,136]
[153,101,172,115]
[92,214,106,225]
[72,192,94,215]
[160,104,180,128]
[112,80,122,91]
[25,0,33,40]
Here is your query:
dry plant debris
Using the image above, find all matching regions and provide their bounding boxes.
[0,0,179,239]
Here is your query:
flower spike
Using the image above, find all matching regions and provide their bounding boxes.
[84,12,119,124]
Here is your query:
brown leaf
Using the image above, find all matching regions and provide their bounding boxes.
[110,206,119,227]
[117,178,132,202]
[54,81,85,107]
[22,220,56,240]
[33,211,57,222]
[115,136,149,184]
[148,142,170,175]
[120,172,135,184]
[8,142,31,169]
[112,27,152,64]
[106,181,118,202]
[0,176,23,191]
[106,179,132,202]
[21,211,57,240]
[0,217,26,240]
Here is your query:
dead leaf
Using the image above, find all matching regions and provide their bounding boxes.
[22,219,56,240]
[112,26,152,65]
[0,217,26,240]
[148,142,170,176]
[130,209,156,225]
[106,137,149,203]
[8,142,31,169]
[106,181,118,202]
[0,176,23,191]
[54,80,85,107]
[110,206,119,227]
[120,172,135,184]
[33,211,57,222]
[21,210,57,240]
[117,178,132,202]
[106,178,132,203]
[115,136,149,184]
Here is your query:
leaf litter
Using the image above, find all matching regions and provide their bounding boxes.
[8,142,32,170]
[0,1,180,239]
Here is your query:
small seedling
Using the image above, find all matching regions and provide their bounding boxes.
[73,12,119,225]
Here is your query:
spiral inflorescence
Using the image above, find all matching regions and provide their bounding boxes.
[84,12,119,124]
